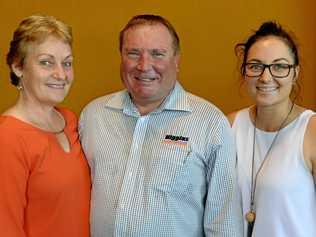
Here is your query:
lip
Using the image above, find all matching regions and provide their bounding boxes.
[256,86,278,92]
[46,83,66,89]
[134,76,158,82]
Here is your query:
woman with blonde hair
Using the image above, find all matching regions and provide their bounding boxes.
[0,15,90,237]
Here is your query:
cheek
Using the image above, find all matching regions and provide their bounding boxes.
[121,58,137,72]
[124,63,135,73]
[122,65,136,79]
[66,69,74,79]
[154,62,175,75]
[23,66,40,79]
[120,63,135,86]
[282,81,293,93]
[245,78,256,91]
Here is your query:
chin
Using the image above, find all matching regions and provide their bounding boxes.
[255,99,279,108]
[45,96,67,106]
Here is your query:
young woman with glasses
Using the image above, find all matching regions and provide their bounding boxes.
[227,21,316,237]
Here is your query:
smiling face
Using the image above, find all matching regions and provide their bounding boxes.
[244,36,299,107]
[12,35,73,107]
[120,23,180,113]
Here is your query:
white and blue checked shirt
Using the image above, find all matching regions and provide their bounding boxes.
[79,82,243,237]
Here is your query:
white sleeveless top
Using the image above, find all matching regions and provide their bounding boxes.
[232,108,316,237]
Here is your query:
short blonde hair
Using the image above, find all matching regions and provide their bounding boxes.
[6,14,72,86]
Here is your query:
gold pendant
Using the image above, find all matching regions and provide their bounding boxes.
[245,211,256,223]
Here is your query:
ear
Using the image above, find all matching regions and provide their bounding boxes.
[293,65,300,81]
[174,53,180,72]
[11,61,23,78]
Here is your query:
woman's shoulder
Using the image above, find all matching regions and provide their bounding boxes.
[56,107,78,125]
[0,115,39,157]
[0,115,26,135]
[305,109,316,134]
[57,107,77,119]
[226,107,250,126]
[56,107,80,136]
[226,111,239,126]
[300,108,316,174]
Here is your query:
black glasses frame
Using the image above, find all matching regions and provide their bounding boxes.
[243,63,295,78]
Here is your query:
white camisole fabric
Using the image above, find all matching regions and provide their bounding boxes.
[232,108,316,237]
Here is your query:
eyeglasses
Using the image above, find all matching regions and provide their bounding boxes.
[244,63,295,78]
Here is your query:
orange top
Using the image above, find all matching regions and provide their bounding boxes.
[0,108,91,237]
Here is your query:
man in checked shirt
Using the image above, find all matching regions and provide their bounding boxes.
[79,14,243,237]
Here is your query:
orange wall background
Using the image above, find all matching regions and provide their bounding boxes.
[0,0,315,114]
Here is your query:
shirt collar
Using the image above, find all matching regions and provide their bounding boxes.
[104,81,192,116]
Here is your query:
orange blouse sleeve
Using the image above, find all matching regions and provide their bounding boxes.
[0,132,31,237]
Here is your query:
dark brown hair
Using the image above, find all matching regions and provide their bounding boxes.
[235,21,301,101]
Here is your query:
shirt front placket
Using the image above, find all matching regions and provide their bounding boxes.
[114,115,150,236]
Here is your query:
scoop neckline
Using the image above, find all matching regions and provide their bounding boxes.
[0,112,72,154]
[0,109,67,135]
[247,108,311,134]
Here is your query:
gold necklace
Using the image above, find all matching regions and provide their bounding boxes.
[29,109,66,134]
[246,103,294,237]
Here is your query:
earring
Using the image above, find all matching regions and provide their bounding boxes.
[17,75,23,91]
[17,84,23,91]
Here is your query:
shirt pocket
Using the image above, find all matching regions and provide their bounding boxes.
[150,143,192,193]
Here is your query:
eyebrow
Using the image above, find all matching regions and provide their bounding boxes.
[37,53,73,60]
[124,48,139,51]
[64,55,73,60]
[150,49,167,53]
[272,58,290,63]
[124,47,168,52]
[247,57,291,63]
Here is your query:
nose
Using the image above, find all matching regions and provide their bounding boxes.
[53,64,67,80]
[136,53,152,71]
[259,67,273,83]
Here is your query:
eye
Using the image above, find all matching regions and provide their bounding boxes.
[126,50,140,59]
[63,61,73,68]
[246,63,264,71]
[39,60,53,67]
[151,50,165,58]
[271,63,290,71]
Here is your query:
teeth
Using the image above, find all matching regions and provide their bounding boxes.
[47,84,65,89]
[136,77,156,82]
[257,87,277,92]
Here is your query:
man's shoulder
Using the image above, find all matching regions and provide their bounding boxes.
[82,90,125,113]
[182,92,234,145]
[185,92,225,118]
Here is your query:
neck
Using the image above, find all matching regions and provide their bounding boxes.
[130,82,176,116]
[15,95,56,117]
[132,90,172,116]
[253,100,294,132]
[9,95,65,133]
[134,99,164,116]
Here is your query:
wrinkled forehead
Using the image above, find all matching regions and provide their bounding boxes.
[17,33,71,62]
[122,23,176,53]
[22,35,71,61]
